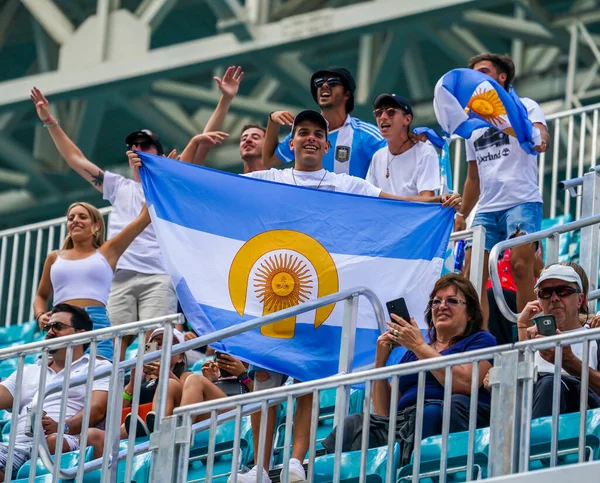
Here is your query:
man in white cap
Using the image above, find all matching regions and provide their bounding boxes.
[517,264,600,418]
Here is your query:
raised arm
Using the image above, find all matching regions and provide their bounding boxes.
[262,111,294,168]
[372,332,398,416]
[380,191,463,210]
[100,204,151,269]
[33,251,58,328]
[179,66,243,165]
[30,88,105,193]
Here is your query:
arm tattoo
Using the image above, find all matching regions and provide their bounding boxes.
[84,168,104,187]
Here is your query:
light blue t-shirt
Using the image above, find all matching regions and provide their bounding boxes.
[275,115,386,179]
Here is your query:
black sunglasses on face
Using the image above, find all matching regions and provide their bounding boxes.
[373,107,403,119]
[537,285,581,299]
[129,140,155,151]
[41,321,74,334]
[313,77,342,89]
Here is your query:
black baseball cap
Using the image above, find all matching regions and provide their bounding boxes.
[125,129,164,155]
[372,93,413,117]
[310,67,356,113]
[292,110,329,139]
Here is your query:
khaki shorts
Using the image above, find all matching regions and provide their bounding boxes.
[107,270,177,326]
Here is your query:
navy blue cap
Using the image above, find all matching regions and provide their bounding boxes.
[292,110,329,139]
[372,93,413,117]
[125,129,164,155]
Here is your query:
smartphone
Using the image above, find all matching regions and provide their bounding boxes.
[534,314,557,336]
[145,341,158,353]
[386,297,411,322]
[215,351,233,378]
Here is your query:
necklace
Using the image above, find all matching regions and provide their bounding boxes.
[291,169,327,190]
[385,138,413,178]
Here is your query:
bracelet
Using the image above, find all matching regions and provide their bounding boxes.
[269,112,275,123]
[455,212,465,217]
[43,120,59,128]
[240,377,252,386]
[517,324,529,329]
[35,311,44,321]
[122,390,133,401]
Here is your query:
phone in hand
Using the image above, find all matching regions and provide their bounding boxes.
[215,351,233,378]
[145,341,158,353]
[534,314,557,336]
[386,297,411,322]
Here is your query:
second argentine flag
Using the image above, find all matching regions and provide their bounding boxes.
[139,153,454,382]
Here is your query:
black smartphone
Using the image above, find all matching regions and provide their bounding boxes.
[214,351,233,378]
[386,297,411,322]
[534,314,557,336]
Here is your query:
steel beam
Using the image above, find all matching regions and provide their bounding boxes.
[0,0,503,111]
[20,0,74,46]
[402,40,431,102]
[356,34,375,106]
[136,0,179,31]
[462,10,553,44]
[371,31,407,97]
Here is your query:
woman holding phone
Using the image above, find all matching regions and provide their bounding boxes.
[33,202,151,361]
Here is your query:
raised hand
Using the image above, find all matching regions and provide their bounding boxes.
[193,131,229,146]
[30,87,53,123]
[269,111,295,126]
[214,66,244,100]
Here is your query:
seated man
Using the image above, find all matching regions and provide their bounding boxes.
[0,304,110,479]
[518,264,600,418]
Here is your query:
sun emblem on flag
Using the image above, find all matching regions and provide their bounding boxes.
[466,87,507,127]
[228,230,339,339]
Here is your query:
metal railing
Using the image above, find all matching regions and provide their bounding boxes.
[32,286,385,482]
[450,226,486,297]
[0,206,112,327]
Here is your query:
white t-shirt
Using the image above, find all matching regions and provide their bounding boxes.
[244,168,382,197]
[465,97,546,213]
[103,171,167,274]
[534,327,598,375]
[1,354,111,445]
[366,143,440,196]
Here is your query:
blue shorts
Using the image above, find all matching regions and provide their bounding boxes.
[84,306,113,362]
[470,202,543,252]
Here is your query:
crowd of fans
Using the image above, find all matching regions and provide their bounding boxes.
[0,51,598,482]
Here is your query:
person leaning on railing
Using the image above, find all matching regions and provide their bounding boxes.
[0,304,110,479]
[517,264,600,419]
[323,273,496,465]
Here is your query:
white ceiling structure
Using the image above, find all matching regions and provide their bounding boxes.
[0,0,599,227]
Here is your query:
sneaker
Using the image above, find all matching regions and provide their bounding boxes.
[281,458,306,482]
[229,465,271,483]
[124,413,149,438]
[145,411,156,434]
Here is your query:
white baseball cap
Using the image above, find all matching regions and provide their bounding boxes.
[534,265,584,292]
[149,327,185,345]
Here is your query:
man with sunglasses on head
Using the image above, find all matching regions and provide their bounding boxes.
[516,264,600,418]
[366,94,440,196]
[262,67,386,178]
[31,87,178,361]
[0,304,110,479]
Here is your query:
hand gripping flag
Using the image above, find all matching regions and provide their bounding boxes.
[139,154,454,381]
[433,68,541,155]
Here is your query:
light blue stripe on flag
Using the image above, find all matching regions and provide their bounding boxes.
[139,153,454,381]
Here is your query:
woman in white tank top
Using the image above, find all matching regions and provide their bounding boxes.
[33,201,151,361]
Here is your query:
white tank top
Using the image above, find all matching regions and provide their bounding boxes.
[50,251,114,305]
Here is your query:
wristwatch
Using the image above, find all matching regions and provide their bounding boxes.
[237,371,249,382]
[64,423,70,435]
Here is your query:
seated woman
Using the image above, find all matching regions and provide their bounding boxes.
[121,328,187,437]
[33,202,151,361]
[323,273,496,463]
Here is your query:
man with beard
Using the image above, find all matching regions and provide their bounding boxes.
[262,67,385,178]
[0,304,111,479]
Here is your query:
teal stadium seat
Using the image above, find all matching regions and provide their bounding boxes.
[313,443,400,483]
[190,417,252,468]
[190,356,215,373]
[0,320,39,348]
[16,446,95,479]
[540,215,573,261]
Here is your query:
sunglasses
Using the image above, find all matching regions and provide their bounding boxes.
[41,321,74,334]
[537,285,581,299]
[313,77,342,89]
[373,107,405,119]
[129,140,155,151]
[430,297,467,309]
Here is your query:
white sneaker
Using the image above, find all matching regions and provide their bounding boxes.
[230,465,272,483]
[281,458,306,482]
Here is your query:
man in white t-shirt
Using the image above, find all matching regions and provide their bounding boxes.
[366,93,440,196]
[0,304,110,479]
[518,265,600,419]
[454,53,551,325]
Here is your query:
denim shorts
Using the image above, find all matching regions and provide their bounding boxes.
[84,306,113,362]
[470,202,543,252]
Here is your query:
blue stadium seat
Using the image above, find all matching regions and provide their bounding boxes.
[190,356,215,373]
[16,446,95,479]
[0,320,39,348]
[12,475,54,483]
[190,417,252,468]
[124,338,140,360]
[313,443,400,483]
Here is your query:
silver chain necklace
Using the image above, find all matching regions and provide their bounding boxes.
[385,138,413,178]
[291,169,327,190]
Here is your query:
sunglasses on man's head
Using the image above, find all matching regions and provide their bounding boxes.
[313,77,342,89]
[129,140,155,151]
[537,285,581,299]
[41,321,74,334]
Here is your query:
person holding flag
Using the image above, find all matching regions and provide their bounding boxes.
[261,67,386,178]
[366,93,440,197]
[452,53,550,324]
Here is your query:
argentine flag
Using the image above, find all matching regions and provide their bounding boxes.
[138,154,454,382]
[434,68,542,155]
